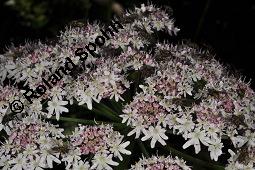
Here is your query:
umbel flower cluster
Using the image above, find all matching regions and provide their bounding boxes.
[0,3,254,170]
[130,155,191,170]
[0,115,130,170]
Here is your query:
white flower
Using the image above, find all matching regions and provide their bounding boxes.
[141,4,146,12]
[34,61,50,76]
[0,64,7,84]
[5,62,24,81]
[27,155,45,170]
[23,145,39,158]
[28,99,43,114]
[156,113,168,127]
[152,20,165,31]
[47,97,69,120]
[102,70,120,87]
[127,121,144,139]
[175,115,195,137]
[131,38,144,49]
[49,86,67,101]
[228,130,246,148]
[139,83,156,95]
[204,124,221,140]
[0,155,11,170]
[109,141,131,161]
[231,135,246,148]
[72,160,90,170]
[38,136,52,150]
[182,128,210,154]
[9,153,27,170]
[120,107,135,126]
[76,87,98,110]
[165,114,179,133]
[109,85,124,102]
[130,155,191,170]
[177,82,193,97]
[40,150,61,168]
[208,138,223,161]
[19,68,37,84]
[141,125,168,148]
[91,154,119,170]
[226,160,254,170]
[0,102,8,115]
[61,148,81,169]
[243,130,255,148]
[0,123,4,131]
[78,94,93,110]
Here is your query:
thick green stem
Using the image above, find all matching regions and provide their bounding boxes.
[165,145,225,170]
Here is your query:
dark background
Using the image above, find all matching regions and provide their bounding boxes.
[1,0,255,88]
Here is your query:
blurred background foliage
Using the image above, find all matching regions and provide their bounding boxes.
[0,0,255,88]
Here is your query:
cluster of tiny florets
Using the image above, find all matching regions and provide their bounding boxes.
[120,41,255,167]
[0,115,130,170]
[130,155,191,170]
[62,124,131,170]
[0,115,65,169]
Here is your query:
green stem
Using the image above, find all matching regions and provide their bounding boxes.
[165,145,225,170]
[71,99,121,122]
[109,99,123,113]
[94,102,119,116]
[77,103,121,122]
[92,107,121,122]
[137,140,150,158]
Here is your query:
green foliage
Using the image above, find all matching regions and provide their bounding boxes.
[5,0,91,29]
